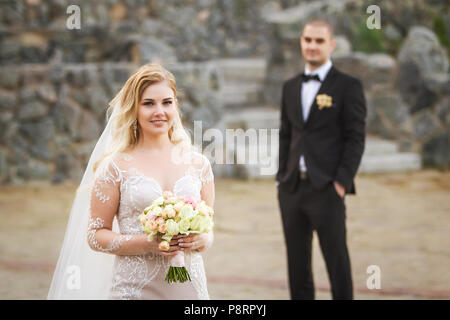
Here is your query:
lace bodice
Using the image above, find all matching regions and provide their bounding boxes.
[118,157,212,233]
[87,150,214,299]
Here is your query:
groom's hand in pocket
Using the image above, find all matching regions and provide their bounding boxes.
[333,181,345,198]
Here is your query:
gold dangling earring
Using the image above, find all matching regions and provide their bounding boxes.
[169,123,174,142]
[133,119,138,140]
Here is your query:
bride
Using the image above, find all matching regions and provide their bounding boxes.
[48,63,214,300]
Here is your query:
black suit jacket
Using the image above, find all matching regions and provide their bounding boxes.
[276,66,367,194]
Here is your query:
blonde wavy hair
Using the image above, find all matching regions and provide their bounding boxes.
[93,63,192,174]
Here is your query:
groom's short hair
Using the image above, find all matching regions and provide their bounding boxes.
[302,18,334,39]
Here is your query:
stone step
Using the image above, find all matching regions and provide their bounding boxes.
[214,58,267,83]
[364,138,399,155]
[223,107,280,129]
[220,83,265,106]
[222,140,421,179]
[359,153,422,173]
[228,148,422,179]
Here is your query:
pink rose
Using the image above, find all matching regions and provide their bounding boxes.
[148,220,158,231]
[181,194,198,209]
[158,222,167,233]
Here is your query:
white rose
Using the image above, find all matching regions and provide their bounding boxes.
[163,204,176,219]
[158,240,170,251]
[179,204,195,220]
[190,215,202,232]
[165,219,180,236]
[153,196,164,206]
[178,218,191,234]
[166,196,179,205]
[173,201,184,213]
[196,201,209,217]
[152,206,163,217]
[192,216,212,233]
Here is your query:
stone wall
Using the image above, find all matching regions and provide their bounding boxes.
[0,62,223,184]
[0,0,286,64]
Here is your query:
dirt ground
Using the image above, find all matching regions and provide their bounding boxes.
[0,170,449,300]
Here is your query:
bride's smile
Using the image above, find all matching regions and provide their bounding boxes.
[150,119,167,125]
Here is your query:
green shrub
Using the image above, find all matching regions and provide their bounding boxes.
[432,16,450,48]
[352,19,387,53]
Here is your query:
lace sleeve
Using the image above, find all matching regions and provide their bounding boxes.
[200,155,214,185]
[200,154,215,215]
[197,155,214,253]
[88,160,132,254]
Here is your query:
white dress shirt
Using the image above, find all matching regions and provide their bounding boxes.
[299,60,333,173]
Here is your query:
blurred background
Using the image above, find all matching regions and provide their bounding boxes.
[0,0,448,299]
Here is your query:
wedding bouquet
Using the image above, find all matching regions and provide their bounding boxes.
[138,191,214,283]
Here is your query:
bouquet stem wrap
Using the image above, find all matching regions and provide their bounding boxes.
[166,251,191,283]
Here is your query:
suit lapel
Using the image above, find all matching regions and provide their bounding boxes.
[304,66,337,126]
[290,75,304,128]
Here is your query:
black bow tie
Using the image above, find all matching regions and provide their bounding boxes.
[301,73,321,83]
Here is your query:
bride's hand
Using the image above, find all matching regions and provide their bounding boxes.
[142,234,184,257]
[177,233,209,252]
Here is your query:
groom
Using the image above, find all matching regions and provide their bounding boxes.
[276,18,366,300]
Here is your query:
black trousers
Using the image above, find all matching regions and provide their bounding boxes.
[278,177,353,300]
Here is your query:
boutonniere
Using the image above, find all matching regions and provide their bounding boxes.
[316,94,333,110]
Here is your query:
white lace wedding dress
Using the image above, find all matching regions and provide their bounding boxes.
[88,151,213,300]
